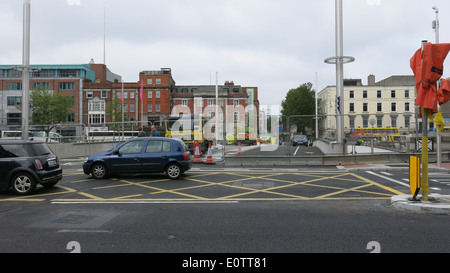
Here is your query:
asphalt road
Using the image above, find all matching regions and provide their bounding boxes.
[2,163,450,258]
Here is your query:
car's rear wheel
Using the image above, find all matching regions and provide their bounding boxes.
[166,163,182,179]
[11,173,36,195]
[91,163,108,179]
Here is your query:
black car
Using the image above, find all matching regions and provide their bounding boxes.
[0,140,63,195]
[83,137,192,179]
[292,135,309,146]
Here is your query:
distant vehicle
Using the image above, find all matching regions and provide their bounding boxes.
[0,140,62,195]
[1,130,62,142]
[292,135,308,146]
[83,137,192,179]
[164,114,212,153]
[87,130,139,142]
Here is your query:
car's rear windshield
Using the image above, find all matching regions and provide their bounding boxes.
[0,143,53,158]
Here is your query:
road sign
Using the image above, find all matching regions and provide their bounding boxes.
[409,155,421,200]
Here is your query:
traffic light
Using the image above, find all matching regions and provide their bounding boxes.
[336,96,341,114]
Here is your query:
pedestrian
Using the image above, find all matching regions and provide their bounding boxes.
[138,127,146,137]
[150,125,160,137]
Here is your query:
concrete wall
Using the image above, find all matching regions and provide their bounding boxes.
[46,141,120,159]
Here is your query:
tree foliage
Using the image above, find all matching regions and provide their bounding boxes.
[281,83,316,134]
[29,86,73,140]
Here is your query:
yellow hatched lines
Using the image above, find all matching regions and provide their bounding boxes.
[0,172,405,202]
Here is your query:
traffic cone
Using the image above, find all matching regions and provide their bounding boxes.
[237,142,242,156]
[193,145,202,163]
[204,143,215,164]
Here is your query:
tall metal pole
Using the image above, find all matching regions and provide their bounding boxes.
[215,72,219,146]
[325,0,354,153]
[335,0,344,145]
[433,6,442,168]
[21,0,31,140]
[315,72,319,140]
[421,40,429,201]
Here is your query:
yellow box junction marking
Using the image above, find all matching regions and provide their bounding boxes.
[0,172,405,202]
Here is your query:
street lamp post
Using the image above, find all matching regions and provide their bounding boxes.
[21,0,31,140]
[433,6,442,168]
[324,0,354,153]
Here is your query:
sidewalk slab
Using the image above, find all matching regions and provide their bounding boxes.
[391,194,450,215]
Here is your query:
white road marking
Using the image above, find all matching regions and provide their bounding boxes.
[366,171,410,187]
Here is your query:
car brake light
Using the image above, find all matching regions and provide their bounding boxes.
[183,152,189,161]
[35,159,43,170]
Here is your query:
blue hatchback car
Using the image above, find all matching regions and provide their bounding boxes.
[83,137,192,179]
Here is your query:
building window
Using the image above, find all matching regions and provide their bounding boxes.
[148,90,152,99]
[7,113,21,125]
[156,78,161,85]
[7,82,22,90]
[391,90,396,98]
[208,99,214,106]
[405,102,410,112]
[363,90,367,98]
[65,113,75,123]
[148,103,152,112]
[182,100,188,106]
[391,116,397,127]
[156,90,160,98]
[7,96,22,107]
[405,116,410,128]
[234,111,239,122]
[156,103,160,112]
[88,100,105,111]
[130,91,135,99]
[362,117,368,127]
[33,82,50,90]
[101,90,107,98]
[405,90,410,98]
[377,103,382,112]
[234,99,239,107]
[391,103,396,112]
[89,114,105,124]
[377,116,383,128]
[130,103,135,113]
[349,103,354,112]
[363,103,368,112]
[147,78,152,85]
[349,116,355,128]
[349,90,354,98]
[59,82,75,90]
[377,90,382,98]
[87,91,93,98]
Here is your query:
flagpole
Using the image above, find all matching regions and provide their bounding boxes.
[140,80,144,129]
[122,81,124,141]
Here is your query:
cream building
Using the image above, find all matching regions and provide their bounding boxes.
[318,75,419,139]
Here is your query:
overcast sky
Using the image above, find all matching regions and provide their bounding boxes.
[1,0,450,112]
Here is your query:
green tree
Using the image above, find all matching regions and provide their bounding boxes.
[281,83,316,134]
[105,93,123,131]
[29,86,73,141]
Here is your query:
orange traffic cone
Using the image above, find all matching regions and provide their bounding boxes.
[204,143,215,164]
[193,145,202,163]
[237,142,242,156]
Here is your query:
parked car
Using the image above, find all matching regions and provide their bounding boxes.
[292,135,309,146]
[83,137,192,179]
[0,140,62,195]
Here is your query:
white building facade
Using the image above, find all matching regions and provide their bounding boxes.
[318,75,420,139]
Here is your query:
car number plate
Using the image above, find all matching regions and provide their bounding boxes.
[48,159,57,167]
